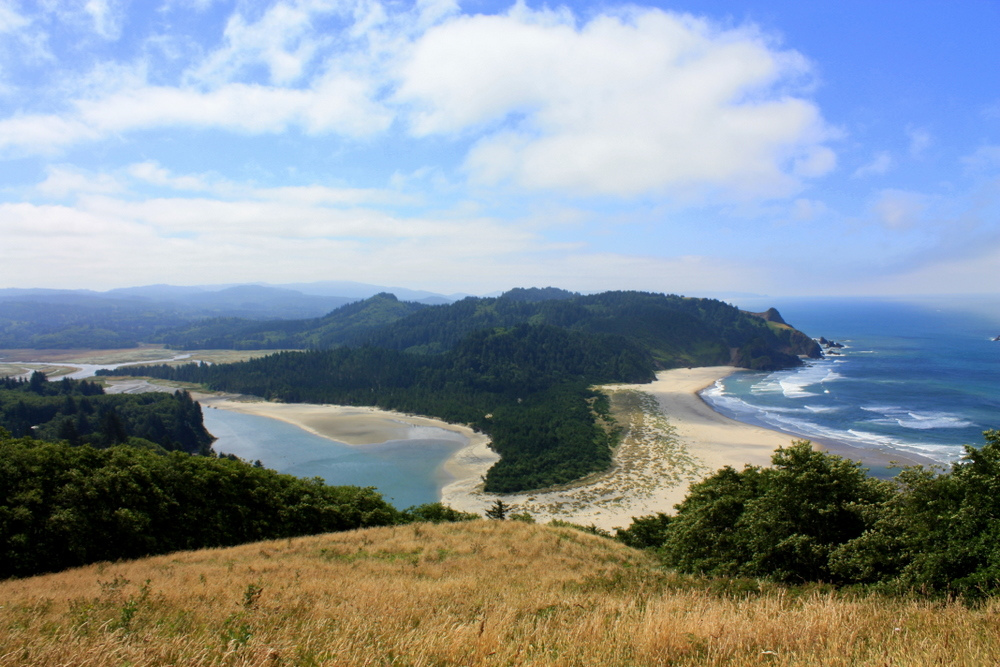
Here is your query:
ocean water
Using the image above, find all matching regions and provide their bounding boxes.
[703,297,1000,470]
[201,407,467,510]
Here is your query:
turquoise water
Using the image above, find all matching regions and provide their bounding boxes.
[201,407,466,510]
[704,297,1000,468]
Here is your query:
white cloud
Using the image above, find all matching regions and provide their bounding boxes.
[397,6,834,197]
[189,1,327,86]
[852,151,893,178]
[36,166,124,197]
[907,126,932,157]
[0,3,30,33]
[0,77,393,154]
[790,198,828,221]
[127,161,214,192]
[83,0,125,40]
[962,145,1000,173]
[872,189,929,229]
[0,2,834,202]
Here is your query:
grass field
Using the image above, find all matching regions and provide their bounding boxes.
[1,521,996,666]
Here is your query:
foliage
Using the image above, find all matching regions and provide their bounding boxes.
[0,373,213,454]
[0,432,402,578]
[614,512,672,549]
[398,502,479,524]
[618,433,1000,598]
[654,441,894,583]
[485,500,510,520]
[830,429,1000,597]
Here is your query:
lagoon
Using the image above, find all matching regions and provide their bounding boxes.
[201,407,466,510]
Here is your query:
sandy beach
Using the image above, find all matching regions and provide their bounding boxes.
[437,366,796,530]
[196,366,802,531]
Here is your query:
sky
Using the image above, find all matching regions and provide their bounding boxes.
[0,0,998,297]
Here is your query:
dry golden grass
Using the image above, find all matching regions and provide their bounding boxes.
[2,521,997,666]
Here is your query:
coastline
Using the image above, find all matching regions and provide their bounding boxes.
[195,367,804,531]
[182,367,924,530]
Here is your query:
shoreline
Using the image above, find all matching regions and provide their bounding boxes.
[193,367,807,530]
[195,393,498,494]
[128,368,930,530]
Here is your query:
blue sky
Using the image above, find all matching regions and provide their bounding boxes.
[1,0,997,296]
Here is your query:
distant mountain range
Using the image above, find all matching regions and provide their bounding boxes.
[0,283,817,368]
[0,282,467,349]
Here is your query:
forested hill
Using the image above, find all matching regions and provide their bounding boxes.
[106,291,821,493]
[0,373,213,454]
[352,290,820,368]
[155,289,821,369]
[106,324,654,492]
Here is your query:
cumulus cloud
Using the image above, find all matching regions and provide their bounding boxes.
[0,1,834,200]
[852,151,893,178]
[872,189,930,229]
[398,6,834,197]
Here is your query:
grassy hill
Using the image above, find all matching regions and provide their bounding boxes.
[2,521,997,666]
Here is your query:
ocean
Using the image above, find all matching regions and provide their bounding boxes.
[703,296,1000,473]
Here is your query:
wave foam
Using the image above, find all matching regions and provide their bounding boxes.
[861,405,976,430]
[701,389,962,465]
[750,362,845,399]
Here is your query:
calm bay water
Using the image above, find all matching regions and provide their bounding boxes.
[704,297,1000,468]
[201,407,466,510]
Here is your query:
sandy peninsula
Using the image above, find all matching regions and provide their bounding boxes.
[438,366,796,530]
[195,367,802,531]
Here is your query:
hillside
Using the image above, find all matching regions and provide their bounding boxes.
[2,520,996,666]
[163,289,820,368]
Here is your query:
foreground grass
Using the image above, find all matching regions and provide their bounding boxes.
[1,521,997,666]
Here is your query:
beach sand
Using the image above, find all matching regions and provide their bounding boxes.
[195,367,804,531]
[437,366,798,530]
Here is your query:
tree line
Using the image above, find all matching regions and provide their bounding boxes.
[0,373,213,454]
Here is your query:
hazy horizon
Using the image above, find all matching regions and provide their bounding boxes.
[1,1,997,298]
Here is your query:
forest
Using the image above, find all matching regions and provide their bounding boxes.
[0,373,213,455]
[155,289,821,369]
[105,324,651,492]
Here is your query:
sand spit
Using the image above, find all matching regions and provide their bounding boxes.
[441,366,794,530]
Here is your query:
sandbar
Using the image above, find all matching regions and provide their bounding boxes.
[196,394,497,490]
